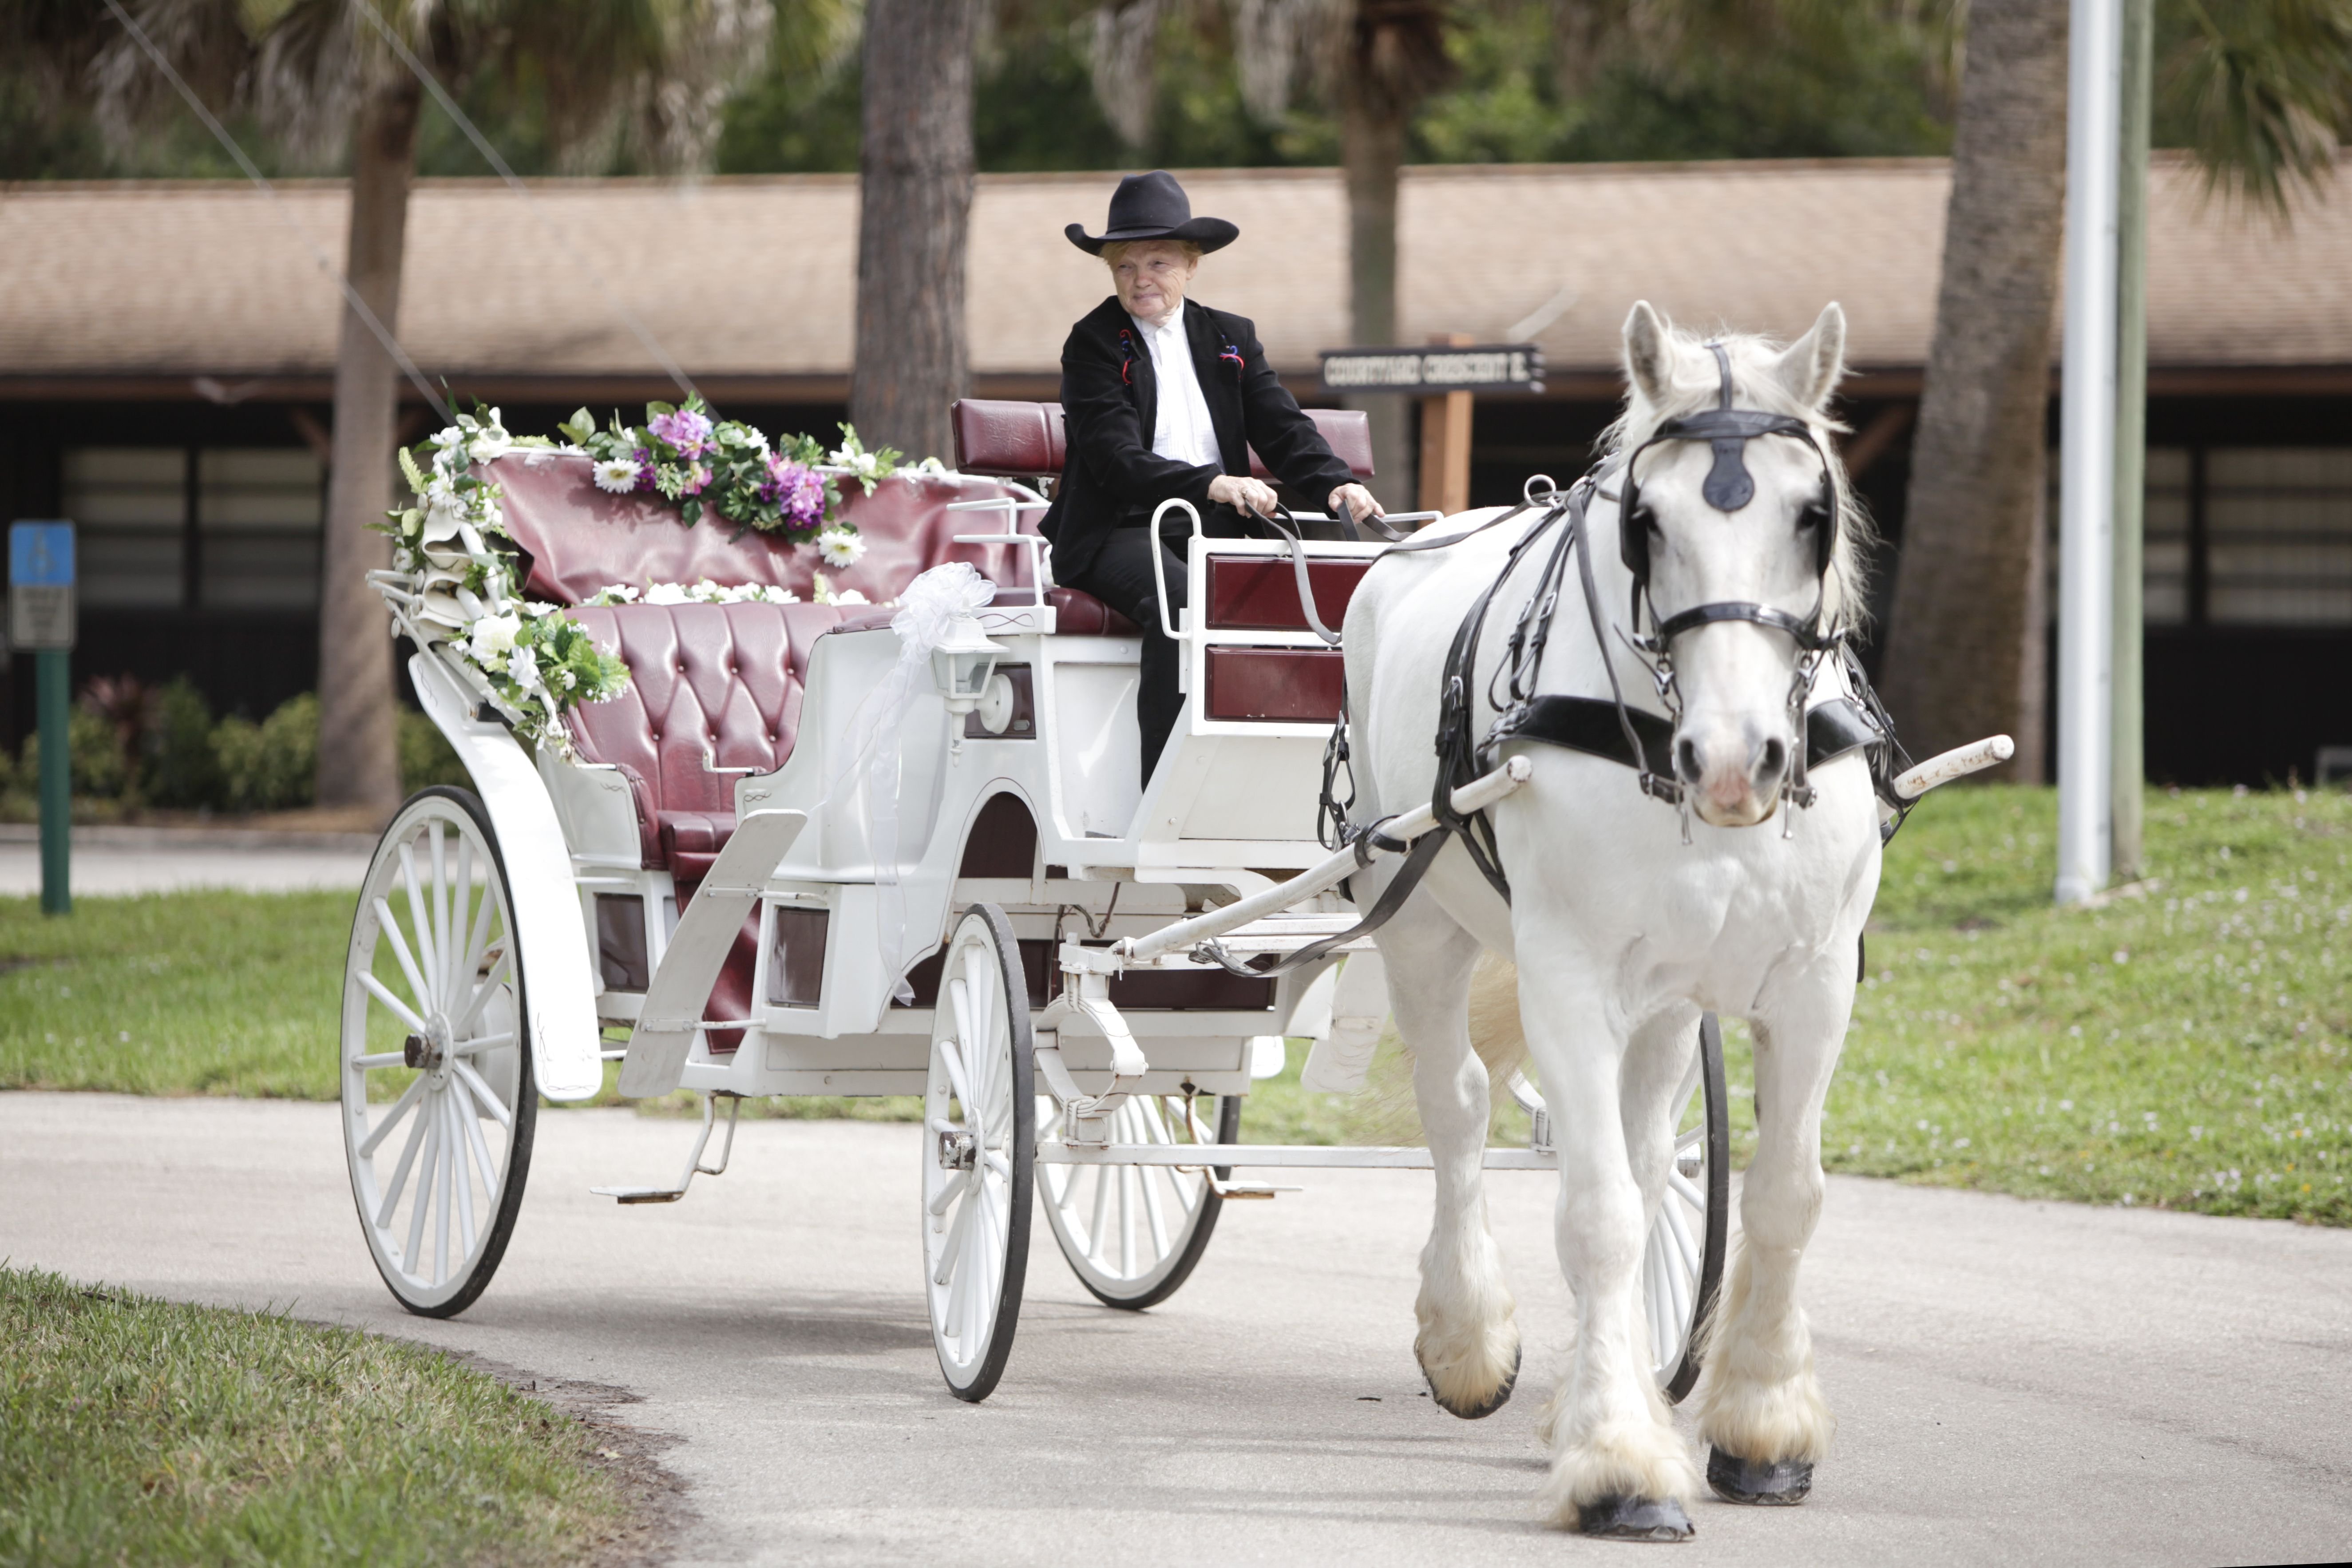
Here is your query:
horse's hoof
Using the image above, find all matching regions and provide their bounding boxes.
[1421,1339,1520,1420]
[1706,1446,1813,1506]
[1575,1495,1694,1541]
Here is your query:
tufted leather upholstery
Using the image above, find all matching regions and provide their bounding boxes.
[951,398,1374,482]
[566,601,851,879]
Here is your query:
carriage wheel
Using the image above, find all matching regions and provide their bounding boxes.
[921,904,1036,1402]
[1038,1090,1241,1310]
[341,788,536,1319]
[1649,1012,1730,1403]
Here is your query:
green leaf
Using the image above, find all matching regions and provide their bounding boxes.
[558,408,596,445]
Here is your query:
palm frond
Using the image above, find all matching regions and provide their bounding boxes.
[2167,0,2352,211]
[89,0,257,148]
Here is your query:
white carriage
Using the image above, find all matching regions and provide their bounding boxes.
[340,401,1730,1402]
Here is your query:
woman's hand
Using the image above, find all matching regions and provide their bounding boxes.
[1328,483,1384,526]
[1208,473,1281,519]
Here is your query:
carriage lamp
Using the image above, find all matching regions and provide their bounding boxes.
[931,614,1009,720]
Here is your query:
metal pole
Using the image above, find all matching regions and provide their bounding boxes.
[37,647,70,915]
[2056,0,2122,906]
[2110,0,2153,882]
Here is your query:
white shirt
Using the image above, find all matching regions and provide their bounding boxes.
[1130,306,1221,470]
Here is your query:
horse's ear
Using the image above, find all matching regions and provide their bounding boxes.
[1622,301,1675,408]
[1774,302,1847,412]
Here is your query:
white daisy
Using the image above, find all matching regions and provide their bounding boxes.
[832,588,869,606]
[594,584,641,605]
[816,528,865,568]
[592,457,642,494]
[507,645,543,690]
[645,582,691,606]
[429,427,464,449]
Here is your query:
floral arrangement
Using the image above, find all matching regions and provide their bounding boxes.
[556,395,902,543]
[381,402,926,750]
[384,406,629,749]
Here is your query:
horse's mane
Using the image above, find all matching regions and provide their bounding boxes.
[1596,321,1877,632]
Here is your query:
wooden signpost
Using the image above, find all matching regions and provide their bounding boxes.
[1319,338,1545,519]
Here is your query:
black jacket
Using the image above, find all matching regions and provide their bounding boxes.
[1040,295,1356,582]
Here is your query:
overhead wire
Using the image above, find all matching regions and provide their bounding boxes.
[346,0,710,412]
[99,0,451,424]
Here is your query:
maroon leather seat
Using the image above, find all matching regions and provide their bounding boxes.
[564,600,849,883]
[951,398,1376,482]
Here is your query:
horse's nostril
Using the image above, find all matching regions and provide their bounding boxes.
[1756,737,1788,781]
[1675,737,1703,781]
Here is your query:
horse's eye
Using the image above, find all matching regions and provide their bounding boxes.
[1798,498,1831,532]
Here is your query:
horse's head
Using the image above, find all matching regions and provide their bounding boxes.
[1614,300,1863,829]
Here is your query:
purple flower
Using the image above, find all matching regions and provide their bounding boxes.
[760,454,827,531]
[631,447,659,492]
[681,461,712,497]
[647,408,713,457]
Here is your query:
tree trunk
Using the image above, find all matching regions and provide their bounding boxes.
[851,0,978,464]
[314,77,422,817]
[1880,0,2070,778]
[1340,75,1413,504]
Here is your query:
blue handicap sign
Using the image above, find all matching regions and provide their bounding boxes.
[11,522,75,587]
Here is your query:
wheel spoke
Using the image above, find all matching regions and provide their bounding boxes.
[428,823,451,1002]
[1118,1164,1136,1278]
[445,1091,478,1259]
[948,976,983,1107]
[1087,1163,1113,1263]
[433,1092,455,1283]
[452,948,512,1037]
[1666,1167,1707,1211]
[448,1031,516,1057]
[937,1037,978,1131]
[1139,1161,1171,1259]
[374,1087,434,1227]
[934,1182,975,1287]
[398,843,442,1010]
[449,1069,503,1196]
[451,1058,513,1130]
[358,971,432,1038]
[962,944,994,1065]
[1661,1192,1700,1275]
[351,1051,408,1070]
[357,1075,427,1159]
[369,898,433,1021]
[404,1099,441,1273]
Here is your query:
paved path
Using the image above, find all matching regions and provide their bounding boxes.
[4,1092,2348,1566]
[0,825,374,895]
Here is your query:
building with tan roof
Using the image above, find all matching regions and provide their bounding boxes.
[3,159,2347,780]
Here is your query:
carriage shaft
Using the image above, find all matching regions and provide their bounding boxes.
[1037,1142,1557,1171]
[1115,755,1534,967]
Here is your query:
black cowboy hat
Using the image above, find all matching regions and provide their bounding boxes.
[1065,170,1239,255]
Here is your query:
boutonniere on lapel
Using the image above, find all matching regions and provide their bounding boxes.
[1118,327,1138,385]
[1218,339,1245,383]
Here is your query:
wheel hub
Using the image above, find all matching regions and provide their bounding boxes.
[938,1130,977,1171]
[402,1029,448,1073]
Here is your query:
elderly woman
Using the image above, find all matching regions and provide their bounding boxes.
[1041,170,1385,783]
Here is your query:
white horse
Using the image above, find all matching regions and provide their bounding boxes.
[1343,301,1880,1538]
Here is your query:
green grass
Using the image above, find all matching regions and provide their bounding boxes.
[0,1265,628,1567]
[1816,784,2352,1223]
[0,891,352,1098]
[6,786,2348,1223]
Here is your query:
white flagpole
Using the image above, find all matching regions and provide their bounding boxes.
[2056,0,2123,906]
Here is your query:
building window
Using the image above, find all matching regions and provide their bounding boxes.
[198,449,325,610]
[58,445,323,614]
[2205,447,2352,626]
[59,447,186,609]
[2142,447,2190,626]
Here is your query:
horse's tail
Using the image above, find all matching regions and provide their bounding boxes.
[1466,953,1527,1088]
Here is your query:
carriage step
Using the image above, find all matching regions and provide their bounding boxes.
[591,1185,690,1205]
[1208,1176,1299,1200]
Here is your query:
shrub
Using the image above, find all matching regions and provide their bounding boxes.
[399,708,471,793]
[146,677,222,809]
[19,709,128,800]
[213,693,318,812]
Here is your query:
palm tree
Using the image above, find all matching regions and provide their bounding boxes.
[80,0,766,816]
[1882,0,2352,774]
[851,0,982,463]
